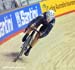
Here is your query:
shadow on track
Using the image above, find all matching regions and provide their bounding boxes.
[3,52,24,62]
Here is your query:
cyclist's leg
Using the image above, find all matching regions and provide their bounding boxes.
[24,24,41,56]
[22,24,35,42]
[30,32,40,47]
[24,25,40,56]
[29,25,50,47]
[24,32,40,56]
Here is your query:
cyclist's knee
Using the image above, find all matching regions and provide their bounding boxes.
[39,32,48,38]
[35,33,40,40]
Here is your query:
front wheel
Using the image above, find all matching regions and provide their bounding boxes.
[13,42,26,62]
[13,36,32,62]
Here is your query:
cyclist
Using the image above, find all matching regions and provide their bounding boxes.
[22,10,55,56]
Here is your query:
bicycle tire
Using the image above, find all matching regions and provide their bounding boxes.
[13,42,26,62]
[13,35,32,62]
[13,30,36,62]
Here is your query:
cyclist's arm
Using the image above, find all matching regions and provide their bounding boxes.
[27,16,43,28]
[23,18,36,32]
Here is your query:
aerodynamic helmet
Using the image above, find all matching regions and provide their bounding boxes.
[46,10,55,21]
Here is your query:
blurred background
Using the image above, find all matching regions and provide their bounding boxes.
[0,0,43,13]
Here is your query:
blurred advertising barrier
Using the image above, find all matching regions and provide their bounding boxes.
[0,0,75,44]
[40,0,75,16]
[0,3,42,44]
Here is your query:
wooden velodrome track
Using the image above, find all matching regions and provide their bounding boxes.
[0,12,75,70]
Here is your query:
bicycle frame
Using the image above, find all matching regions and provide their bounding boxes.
[13,28,39,62]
